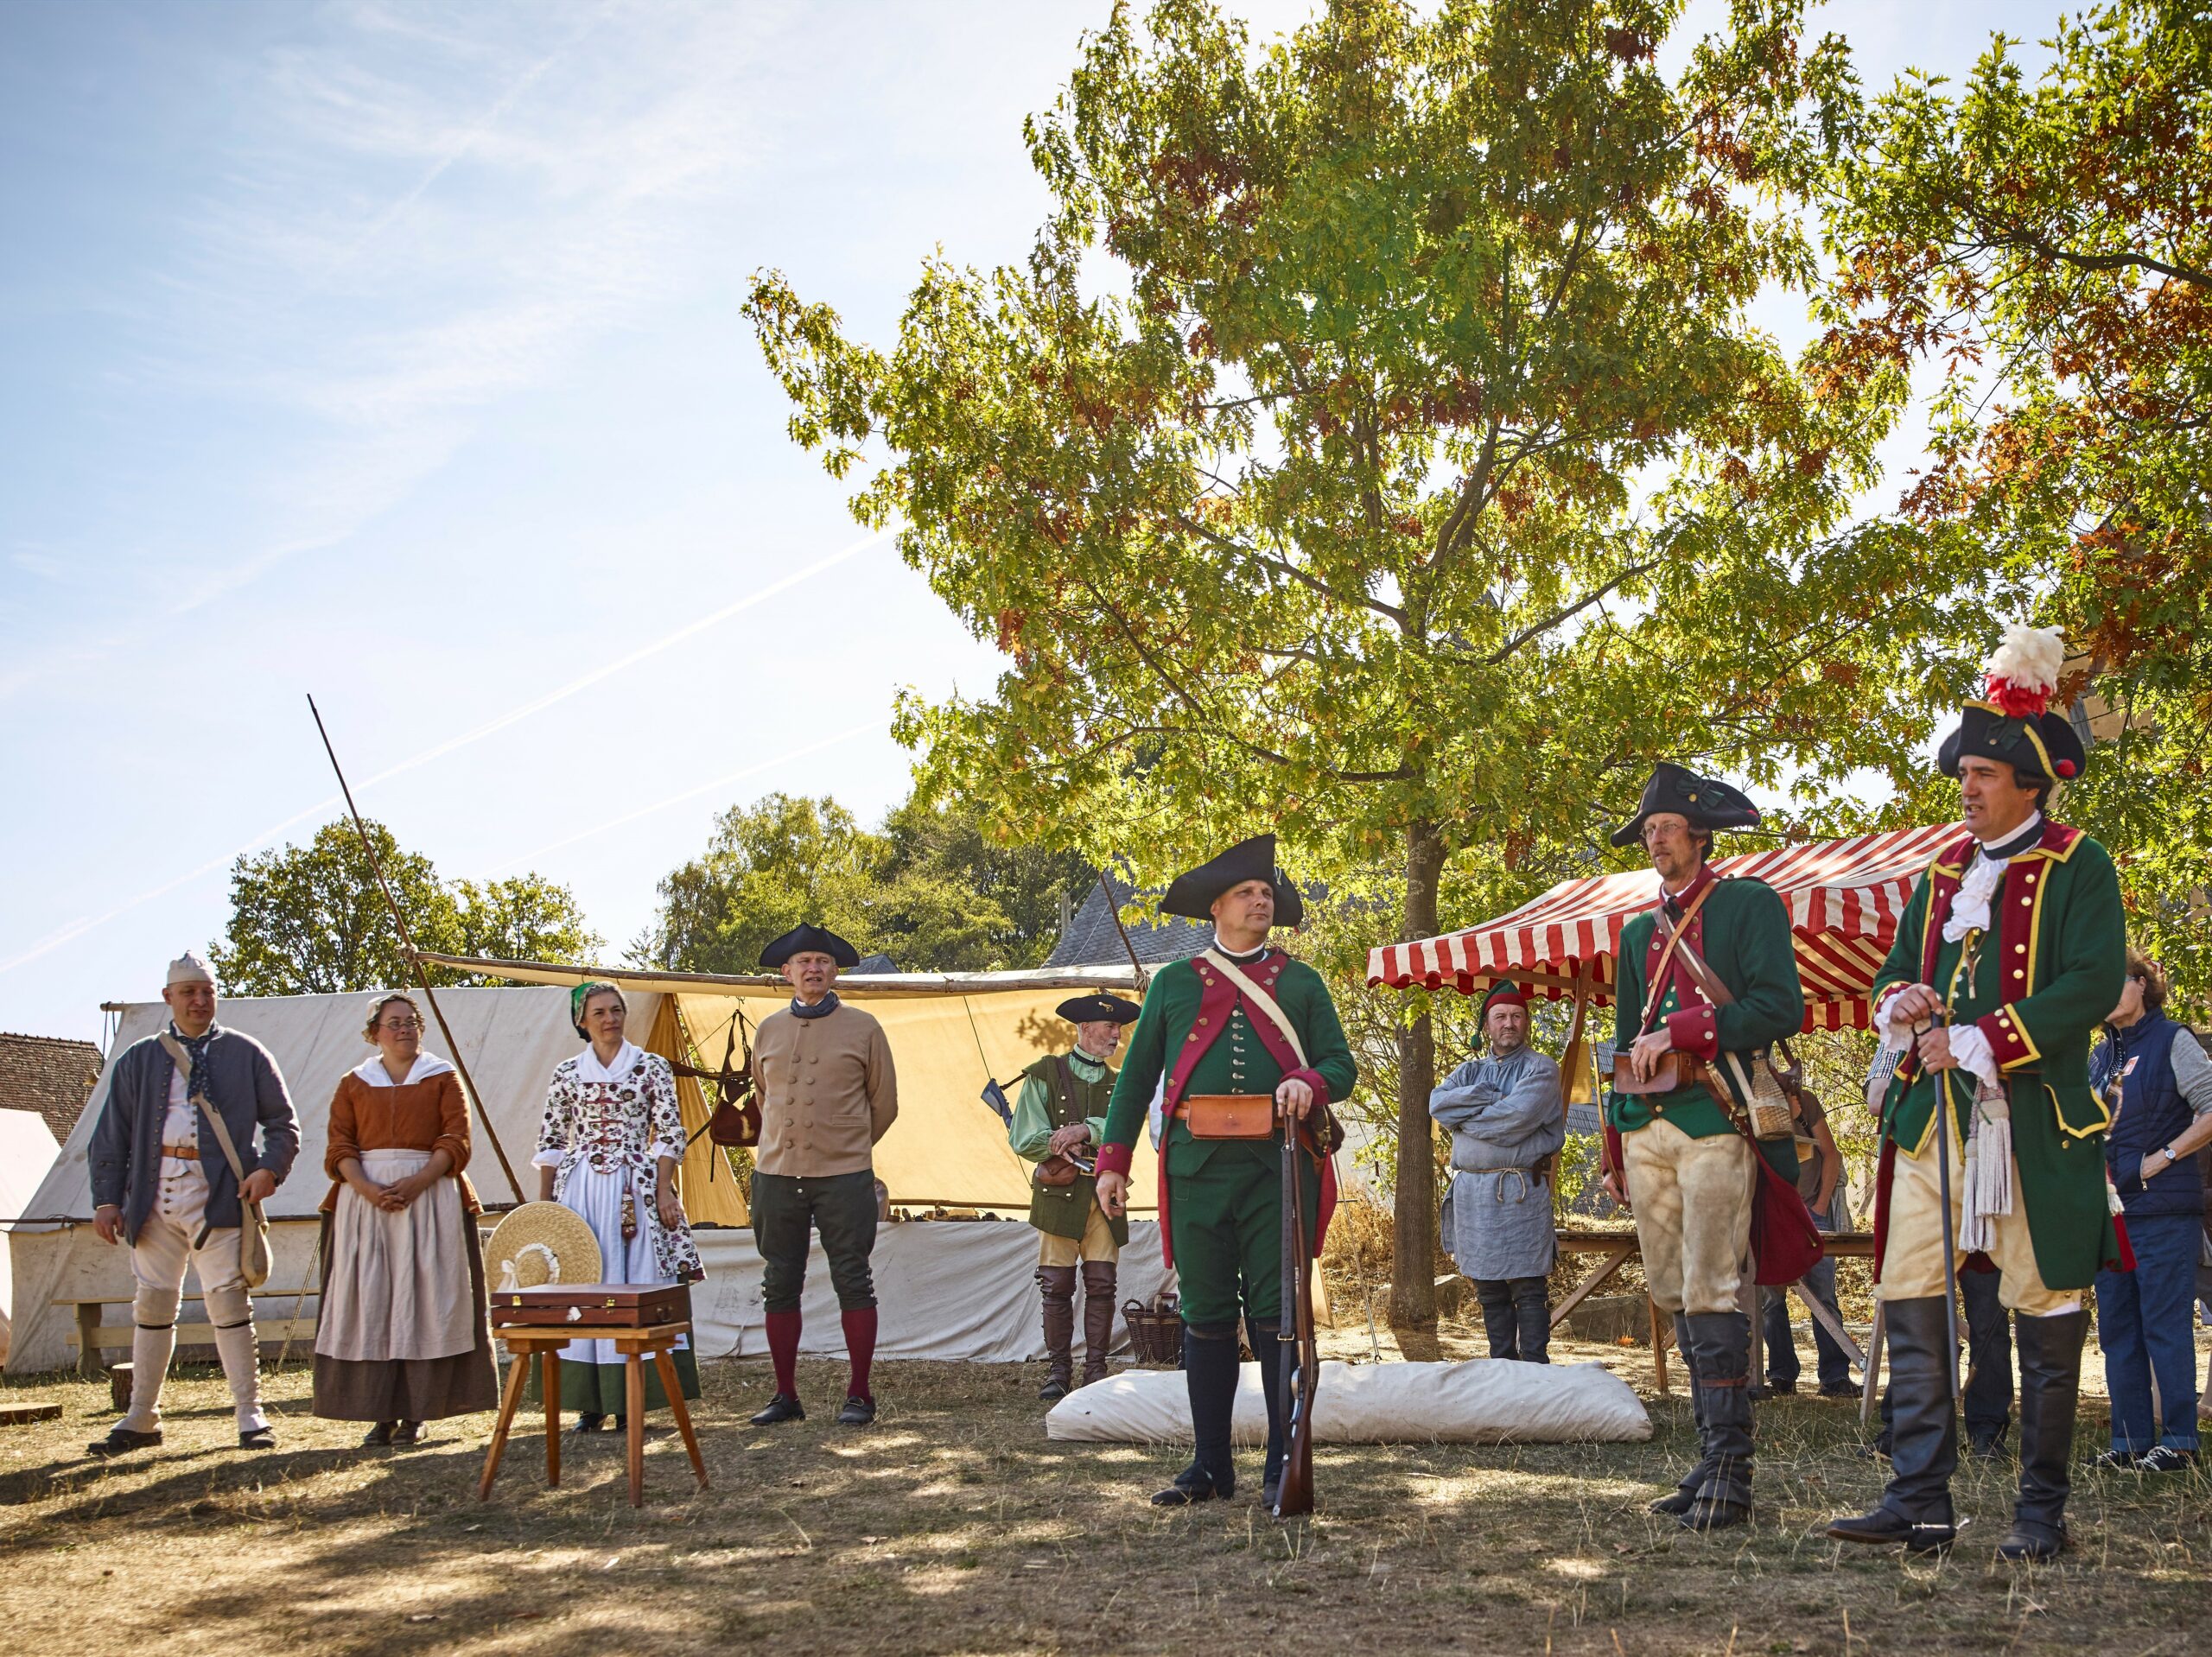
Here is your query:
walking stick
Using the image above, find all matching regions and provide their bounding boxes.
[306,695,524,1202]
[1930,1022,1963,1404]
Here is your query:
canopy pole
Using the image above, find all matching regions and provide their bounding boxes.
[1554,959,1595,1220]
[306,695,524,1202]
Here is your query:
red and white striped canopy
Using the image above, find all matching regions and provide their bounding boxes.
[1365,822,1964,1031]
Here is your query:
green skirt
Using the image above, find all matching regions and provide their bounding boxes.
[524,1346,701,1413]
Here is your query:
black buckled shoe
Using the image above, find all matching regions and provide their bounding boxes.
[238,1425,277,1451]
[362,1421,396,1447]
[391,1420,427,1447]
[1996,1519,2067,1563]
[1826,1505,1955,1553]
[836,1394,876,1428]
[1150,1461,1226,1506]
[86,1426,162,1459]
[749,1394,805,1426]
[570,1411,609,1437]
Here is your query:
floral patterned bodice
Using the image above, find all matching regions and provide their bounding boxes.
[537,1053,687,1179]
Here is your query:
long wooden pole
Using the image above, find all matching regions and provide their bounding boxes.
[306,695,524,1201]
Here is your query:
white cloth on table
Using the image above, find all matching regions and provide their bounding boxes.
[315,1148,474,1363]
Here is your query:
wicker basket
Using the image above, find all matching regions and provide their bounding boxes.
[1122,1294,1185,1367]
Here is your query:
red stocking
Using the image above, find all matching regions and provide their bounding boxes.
[841,1306,878,1402]
[765,1309,801,1397]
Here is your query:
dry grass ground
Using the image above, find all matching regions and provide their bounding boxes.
[2,1324,2206,1657]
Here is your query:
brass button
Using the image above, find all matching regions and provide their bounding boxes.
[2014,944,2026,954]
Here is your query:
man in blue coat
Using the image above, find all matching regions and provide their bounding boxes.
[86,953,299,1457]
[1432,982,1565,1363]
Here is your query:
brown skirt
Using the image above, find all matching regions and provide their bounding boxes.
[311,1183,499,1422]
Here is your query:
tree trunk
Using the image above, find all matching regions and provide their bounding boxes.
[1387,819,1446,1329]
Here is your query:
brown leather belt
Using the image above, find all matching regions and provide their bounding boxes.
[160,1145,200,1159]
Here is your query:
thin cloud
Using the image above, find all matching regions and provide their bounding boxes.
[484,721,880,874]
[0,524,875,979]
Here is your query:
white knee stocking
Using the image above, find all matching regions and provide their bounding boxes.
[209,1316,267,1432]
[123,1321,177,1432]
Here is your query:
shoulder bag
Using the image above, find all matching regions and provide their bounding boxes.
[158,1032,272,1288]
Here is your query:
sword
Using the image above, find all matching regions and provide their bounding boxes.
[1929,1011,1963,1403]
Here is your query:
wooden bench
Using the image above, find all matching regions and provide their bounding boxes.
[1550,1229,1876,1395]
[54,1292,320,1378]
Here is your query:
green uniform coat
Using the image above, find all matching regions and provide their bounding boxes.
[1096,949,1356,1328]
[1870,820,2126,1291]
[1605,866,1806,1184]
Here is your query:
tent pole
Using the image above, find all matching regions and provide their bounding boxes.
[306,695,525,1202]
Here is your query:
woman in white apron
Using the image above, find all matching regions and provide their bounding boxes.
[314,992,498,1444]
[533,981,704,1431]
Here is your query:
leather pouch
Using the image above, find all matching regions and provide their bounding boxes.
[1180,1093,1276,1140]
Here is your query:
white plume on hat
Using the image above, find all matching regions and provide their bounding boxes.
[166,951,215,987]
[1984,624,2064,714]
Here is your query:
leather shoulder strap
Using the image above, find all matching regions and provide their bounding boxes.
[1637,880,1719,1032]
[157,1032,251,1182]
[1202,949,1308,1069]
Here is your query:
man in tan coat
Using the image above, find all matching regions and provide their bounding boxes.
[747,923,898,1427]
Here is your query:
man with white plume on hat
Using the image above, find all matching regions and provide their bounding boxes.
[86,952,301,1457]
[1827,625,2126,1563]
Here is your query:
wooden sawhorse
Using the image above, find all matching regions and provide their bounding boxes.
[479,1321,708,1507]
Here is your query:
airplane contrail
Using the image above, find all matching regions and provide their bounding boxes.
[0,528,890,979]
[484,721,880,873]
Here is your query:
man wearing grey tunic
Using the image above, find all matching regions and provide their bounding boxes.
[1432,982,1566,1362]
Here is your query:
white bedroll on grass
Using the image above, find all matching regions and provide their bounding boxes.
[1045,1357,1651,1444]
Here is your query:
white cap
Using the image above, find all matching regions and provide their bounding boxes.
[166,951,215,988]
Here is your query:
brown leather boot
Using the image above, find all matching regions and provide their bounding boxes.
[1038,1266,1077,1400]
[1080,1262,1118,1387]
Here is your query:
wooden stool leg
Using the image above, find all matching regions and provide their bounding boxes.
[655,1347,708,1489]
[479,1346,532,1501]
[626,1354,646,1507]
[544,1349,561,1488]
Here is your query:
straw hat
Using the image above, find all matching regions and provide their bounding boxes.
[485,1202,603,1293]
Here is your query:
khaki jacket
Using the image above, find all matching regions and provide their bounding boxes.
[752,1001,898,1178]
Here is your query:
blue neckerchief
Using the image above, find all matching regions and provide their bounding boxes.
[791,992,841,1021]
[168,1021,220,1095]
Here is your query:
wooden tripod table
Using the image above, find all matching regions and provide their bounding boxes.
[479,1320,709,1507]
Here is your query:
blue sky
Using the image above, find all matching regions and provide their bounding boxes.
[2,1,2044,1042]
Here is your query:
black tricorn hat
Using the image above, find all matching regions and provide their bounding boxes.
[1160,833,1305,928]
[1610,762,1763,848]
[1056,993,1142,1025]
[759,923,861,970]
[1938,704,2086,785]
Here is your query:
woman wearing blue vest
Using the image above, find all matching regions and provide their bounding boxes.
[2089,950,2212,1472]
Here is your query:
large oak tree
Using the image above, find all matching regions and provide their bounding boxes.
[750,0,1956,1320]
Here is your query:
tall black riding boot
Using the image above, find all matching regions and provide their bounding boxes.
[2000,1309,2088,1562]
[1513,1277,1551,1365]
[1681,1310,1754,1531]
[1080,1262,1118,1387]
[1036,1266,1077,1401]
[1249,1317,1286,1506]
[1650,1312,1710,1516]
[1474,1279,1519,1361]
[1827,1296,1957,1551]
[1154,1324,1239,1505]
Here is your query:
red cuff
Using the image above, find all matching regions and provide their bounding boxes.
[1976,1006,2039,1071]
[1663,1006,1719,1061]
[1094,1141,1135,1178]
[1282,1068,1332,1109]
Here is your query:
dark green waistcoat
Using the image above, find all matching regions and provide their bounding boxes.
[1023,1054,1128,1246]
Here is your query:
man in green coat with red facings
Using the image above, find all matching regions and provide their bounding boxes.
[1827,626,2126,1564]
[1602,762,1808,1533]
[1093,834,1356,1512]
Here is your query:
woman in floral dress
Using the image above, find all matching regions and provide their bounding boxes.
[533,981,704,1429]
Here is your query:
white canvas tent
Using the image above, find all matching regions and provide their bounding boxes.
[0,1108,63,1366]
[9,970,1168,1374]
